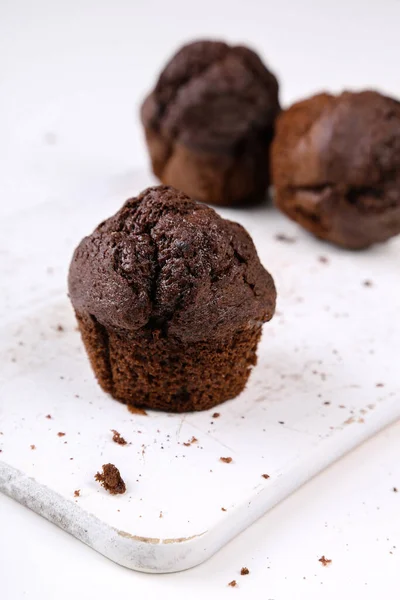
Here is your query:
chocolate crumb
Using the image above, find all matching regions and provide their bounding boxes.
[127,405,147,416]
[111,430,127,446]
[30,444,36,450]
[376,383,384,388]
[57,432,65,437]
[95,463,126,495]
[393,487,398,493]
[45,414,52,419]
[275,233,296,243]
[363,279,373,287]
[240,567,250,576]
[74,490,80,497]
[212,412,220,418]
[278,420,285,425]
[183,436,198,447]
[220,457,232,464]
[323,401,331,405]
[56,324,64,332]
[262,474,270,479]
[319,555,332,566]
[228,580,237,588]
[318,256,329,264]
[221,507,227,512]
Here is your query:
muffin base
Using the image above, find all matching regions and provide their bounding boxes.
[275,185,400,249]
[144,126,271,207]
[75,312,262,412]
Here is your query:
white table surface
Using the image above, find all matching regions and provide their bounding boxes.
[1,1,399,597]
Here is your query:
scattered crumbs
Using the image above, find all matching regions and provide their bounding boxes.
[278,420,285,425]
[262,474,270,479]
[45,414,52,419]
[319,556,332,566]
[212,412,220,418]
[111,430,127,446]
[127,405,147,416]
[376,383,384,388]
[30,445,36,450]
[318,256,329,264]
[275,232,296,243]
[221,507,227,512]
[393,487,398,493]
[95,463,126,495]
[240,567,250,576]
[363,279,373,287]
[228,580,237,588]
[220,457,233,464]
[57,432,66,437]
[159,511,163,518]
[56,324,64,332]
[323,401,331,406]
[183,436,198,447]
[74,490,80,498]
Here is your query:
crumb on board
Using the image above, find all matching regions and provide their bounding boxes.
[74,490,80,497]
[363,279,373,287]
[159,511,163,518]
[319,555,332,566]
[45,414,52,419]
[212,412,220,418]
[393,487,398,493]
[56,324,64,332]
[278,421,285,425]
[221,507,227,512]
[183,436,198,447]
[220,457,233,464]
[376,383,384,388]
[30,445,36,450]
[318,256,329,264]
[262,474,270,479]
[240,567,250,576]
[127,405,147,416]
[57,432,66,437]
[111,430,127,446]
[323,401,331,406]
[275,232,296,243]
[95,463,126,495]
[228,580,237,588]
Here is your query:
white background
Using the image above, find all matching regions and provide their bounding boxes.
[1,1,399,598]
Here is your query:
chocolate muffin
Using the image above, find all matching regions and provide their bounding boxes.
[68,186,276,412]
[141,40,280,207]
[271,91,400,249]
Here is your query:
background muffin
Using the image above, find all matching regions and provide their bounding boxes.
[271,90,400,249]
[141,40,280,207]
[68,186,276,412]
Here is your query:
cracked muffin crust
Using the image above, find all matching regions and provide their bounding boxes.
[141,40,280,207]
[68,186,276,412]
[271,90,400,249]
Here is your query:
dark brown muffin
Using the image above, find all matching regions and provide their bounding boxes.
[68,186,276,412]
[141,40,280,207]
[271,91,400,249]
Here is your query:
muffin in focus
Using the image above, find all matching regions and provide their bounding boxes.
[68,186,276,412]
[271,90,400,249]
[141,40,280,207]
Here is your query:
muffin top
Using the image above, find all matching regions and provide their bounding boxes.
[141,40,280,155]
[272,90,400,209]
[68,186,276,342]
